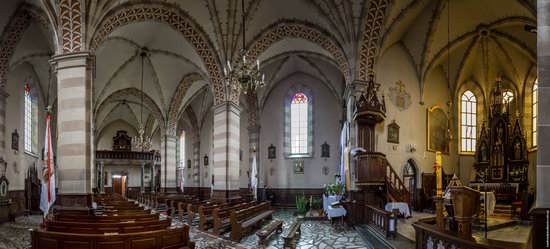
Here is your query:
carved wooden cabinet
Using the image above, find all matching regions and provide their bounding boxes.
[355,152,386,185]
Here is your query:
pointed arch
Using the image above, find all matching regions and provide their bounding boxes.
[89,3,226,104]
[166,73,204,136]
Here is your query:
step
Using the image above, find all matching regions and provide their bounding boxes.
[355,225,394,249]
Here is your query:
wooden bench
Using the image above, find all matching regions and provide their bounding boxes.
[230,202,274,241]
[197,203,231,230]
[256,220,283,245]
[47,218,172,234]
[9,198,29,222]
[32,224,195,249]
[55,213,160,223]
[167,198,198,217]
[282,220,302,248]
[212,202,255,234]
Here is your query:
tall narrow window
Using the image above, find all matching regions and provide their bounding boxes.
[24,84,33,153]
[179,132,185,168]
[290,92,308,154]
[533,80,538,147]
[461,91,477,152]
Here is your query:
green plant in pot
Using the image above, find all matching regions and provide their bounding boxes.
[296,195,308,217]
[310,196,323,216]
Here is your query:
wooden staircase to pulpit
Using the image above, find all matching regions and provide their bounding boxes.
[347,72,410,225]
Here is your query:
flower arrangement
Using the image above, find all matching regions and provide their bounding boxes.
[325,181,345,196]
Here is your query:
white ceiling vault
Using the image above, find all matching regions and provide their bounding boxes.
[0,0,537,141]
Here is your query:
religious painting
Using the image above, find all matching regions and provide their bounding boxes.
[0,176,8,197]
[187,159,191,169]
[427,106,449,155]
[293,160,304,174]
[387,120,400,144]
[268,144,276,160]
[204,154,209,166]
[11,130,19,151]
[388,80,412,111]
[321,142,330,158]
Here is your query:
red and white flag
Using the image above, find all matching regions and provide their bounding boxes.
[40,112,56,216]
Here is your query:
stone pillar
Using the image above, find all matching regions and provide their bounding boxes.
[532,2,550,247]
[211,101,242,203]
[140,162,145,193]
[150,165,156,193]
[0,89,8,159]
[193,141,200,191]
[161,135,177,193]
[99,161,104,194]
[248,125,261,191]
[51,52,95,208]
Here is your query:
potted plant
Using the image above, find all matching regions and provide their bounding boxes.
[310,196,323,216]
[296,194,308,218]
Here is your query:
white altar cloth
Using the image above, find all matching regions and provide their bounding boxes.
[384,202,411,217]
[480,191,496,215]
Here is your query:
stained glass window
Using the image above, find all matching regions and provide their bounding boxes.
[24,84,33,153]
[290,92,308,154]
[533,80,538,147]
[179,132,185,168]
[460,91,477,152]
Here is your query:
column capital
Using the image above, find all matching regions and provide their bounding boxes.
[50,51,95,73]
[213,100,243,115]
[247,125,261,133]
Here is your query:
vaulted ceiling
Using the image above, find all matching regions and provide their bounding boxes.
[0,0,537,140]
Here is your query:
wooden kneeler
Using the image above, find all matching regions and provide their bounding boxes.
[256,220,283,245]
[282,220,302,248]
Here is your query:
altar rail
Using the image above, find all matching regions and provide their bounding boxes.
[96,150,161,163]
[413,220,502,249]
[468,182,518,193]
[365,205,392,238]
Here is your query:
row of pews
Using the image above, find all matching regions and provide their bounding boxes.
[136,193,302,246]
[31,193,195,249]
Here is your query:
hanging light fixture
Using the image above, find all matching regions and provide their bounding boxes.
[132,48,153,152]
[224,0,265,95]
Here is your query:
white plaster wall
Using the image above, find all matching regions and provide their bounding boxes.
[199,109,213,188]
[259,72,341,189]
[375,44,456,189]
[4,65,48,190]
[96,120,137,150]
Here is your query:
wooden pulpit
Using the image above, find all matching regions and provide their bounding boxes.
[448,186,480,240]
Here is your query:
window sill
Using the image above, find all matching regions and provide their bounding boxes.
[458,152,475,156]
[24,151,38,159]
[528,147,537,152]
[285,154,313,159]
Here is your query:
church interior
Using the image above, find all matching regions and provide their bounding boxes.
[0,0,546,248]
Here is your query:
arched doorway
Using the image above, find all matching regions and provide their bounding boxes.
[403,159,418,210]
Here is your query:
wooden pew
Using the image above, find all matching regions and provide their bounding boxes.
[167,198,198,216]
[31,224,195,249]
[197,203,232,230]
[256,220,283,245]
[282,220,302,248]
[55,213,160,223]
[212,202,255,234]
[187,202,224,225]
[47,218,172,234]
[230,202,274,242]
[172,200,207,221]
[102,209,151,215]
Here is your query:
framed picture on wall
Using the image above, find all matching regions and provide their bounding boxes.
[293,160,304,174]
[11,130,19,151]
[427,106,450,155]
[387,120,400,144]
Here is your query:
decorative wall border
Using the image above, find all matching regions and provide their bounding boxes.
[358,0,389,80]
[166,73,203,136]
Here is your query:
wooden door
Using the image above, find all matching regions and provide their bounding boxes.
[113,177,122,196]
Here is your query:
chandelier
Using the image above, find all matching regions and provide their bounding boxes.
[132,49,153,152]
[223,0,265,95]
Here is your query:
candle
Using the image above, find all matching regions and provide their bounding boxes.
[435,152,442,196]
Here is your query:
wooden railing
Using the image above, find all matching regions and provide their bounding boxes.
[96,150,161,163]
[365,205,393,238]
[413,221,502,249]
[383,158,410,204]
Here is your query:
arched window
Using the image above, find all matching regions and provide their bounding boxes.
[460,91,477,152]
[290,92,308,154]
[502,90,514,103]
[284,86,313,157]
[24,83,34,153]
[533,79,538,147]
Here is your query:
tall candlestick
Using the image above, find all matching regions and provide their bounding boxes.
[435,151,443,196]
